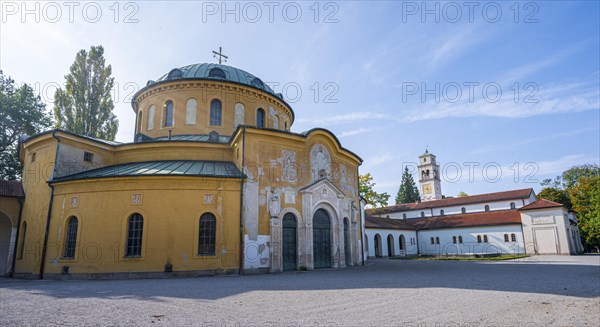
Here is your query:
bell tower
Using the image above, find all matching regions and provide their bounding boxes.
[418,149,442,201]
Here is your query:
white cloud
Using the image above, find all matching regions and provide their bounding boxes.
[298,112,388,125]
[339,128,373,138]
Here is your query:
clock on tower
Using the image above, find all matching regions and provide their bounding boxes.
[418,149,442,202]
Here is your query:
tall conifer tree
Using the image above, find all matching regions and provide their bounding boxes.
[395,167,420,204]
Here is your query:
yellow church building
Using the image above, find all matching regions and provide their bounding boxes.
[12,63,364,279]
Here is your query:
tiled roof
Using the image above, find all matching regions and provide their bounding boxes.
[365,210,523,231]
[51,160,243,183]
[0,180,25,197]
[406,210,522,230]
[365,216,417,230]
[366,188,534,215]
[519,198,564,211]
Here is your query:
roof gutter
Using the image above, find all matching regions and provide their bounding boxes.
[39,130,60,279]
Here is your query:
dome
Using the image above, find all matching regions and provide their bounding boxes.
[151,63,280,97]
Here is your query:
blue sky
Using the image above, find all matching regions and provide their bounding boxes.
[2,1,599,202]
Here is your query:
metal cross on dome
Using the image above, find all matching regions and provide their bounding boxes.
[212,47,228,64]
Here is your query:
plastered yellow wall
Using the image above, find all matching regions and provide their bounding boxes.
[44,176,241,275]
[234,127,361,238]
[15,136,57,276]
[135,81,293,138]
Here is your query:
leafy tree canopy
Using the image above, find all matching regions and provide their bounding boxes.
[0,71,53,180]
[54,45,118,140]
[359,173,390,209]
[539,164,600,249]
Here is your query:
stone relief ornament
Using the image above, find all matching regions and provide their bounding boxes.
[281,150,297,182]
[269,188,281,218]
[310,144,331,182]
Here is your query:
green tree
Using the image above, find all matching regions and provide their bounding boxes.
[540,164,600,250]
[569,175,600,249]
[54,45,118,140]
[359,173,390,209]
[538,187,572,211]
[457,191,468,197]
[395,167,420,204]
[0,71,53,180]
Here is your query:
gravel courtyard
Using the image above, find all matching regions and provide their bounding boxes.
[1,255,599,326]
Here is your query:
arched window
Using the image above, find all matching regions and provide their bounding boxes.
[484,205,490,212]
[440,209,445,216]
[461,207,466,214]
[256,108,265,128]
[477,235,482,243]
[234,103,245,127]
[210,99,222,126]
[125,213,144,257]
[510,202,516,209]
[452,236,457,244]
[147,105,155,130]
[63,216,78,259]
[137,110,143,133]
[198,213,216,255]
[421,211,425,218]
[504,234,509,242]
[272,114,279,129]
[364,234,368,251]
[163,101,174,127]
[18,222,27,259]
[458,236,463,244]
[511,234,517,242]
[430,237,435,245]
[402,213,407,219]
[436,237,440,244]
[167,68,182,79]
[208,68,226,79]
[186,99,197,125]
[483,235,488,243]
[399,235,405,250]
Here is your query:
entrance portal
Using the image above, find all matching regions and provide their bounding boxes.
[313,209,331,269]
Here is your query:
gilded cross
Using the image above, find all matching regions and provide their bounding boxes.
[212,47,228,64]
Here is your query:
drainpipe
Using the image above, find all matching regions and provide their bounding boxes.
[9,196,25,277]
[238,126,246,275]
[39,130,60,279]
[356,166,365,266]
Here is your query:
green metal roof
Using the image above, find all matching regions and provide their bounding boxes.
[50,160,242,183]
[152,63,280,97]
[153,134,231,143]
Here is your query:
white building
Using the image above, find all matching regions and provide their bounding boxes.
[363,151,583,258]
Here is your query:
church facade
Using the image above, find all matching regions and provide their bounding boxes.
[11,63,363,279]
[364,151,584,258]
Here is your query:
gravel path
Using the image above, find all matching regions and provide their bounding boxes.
[1,255,599,326]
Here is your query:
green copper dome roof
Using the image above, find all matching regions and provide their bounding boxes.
[150,63,280,97]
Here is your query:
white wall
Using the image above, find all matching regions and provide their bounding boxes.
[365,228,418,258]
[417,225,526,256]
[521,208,581,255]
[383,198,531,220]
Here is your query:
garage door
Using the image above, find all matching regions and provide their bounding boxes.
[534,228,558,254]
